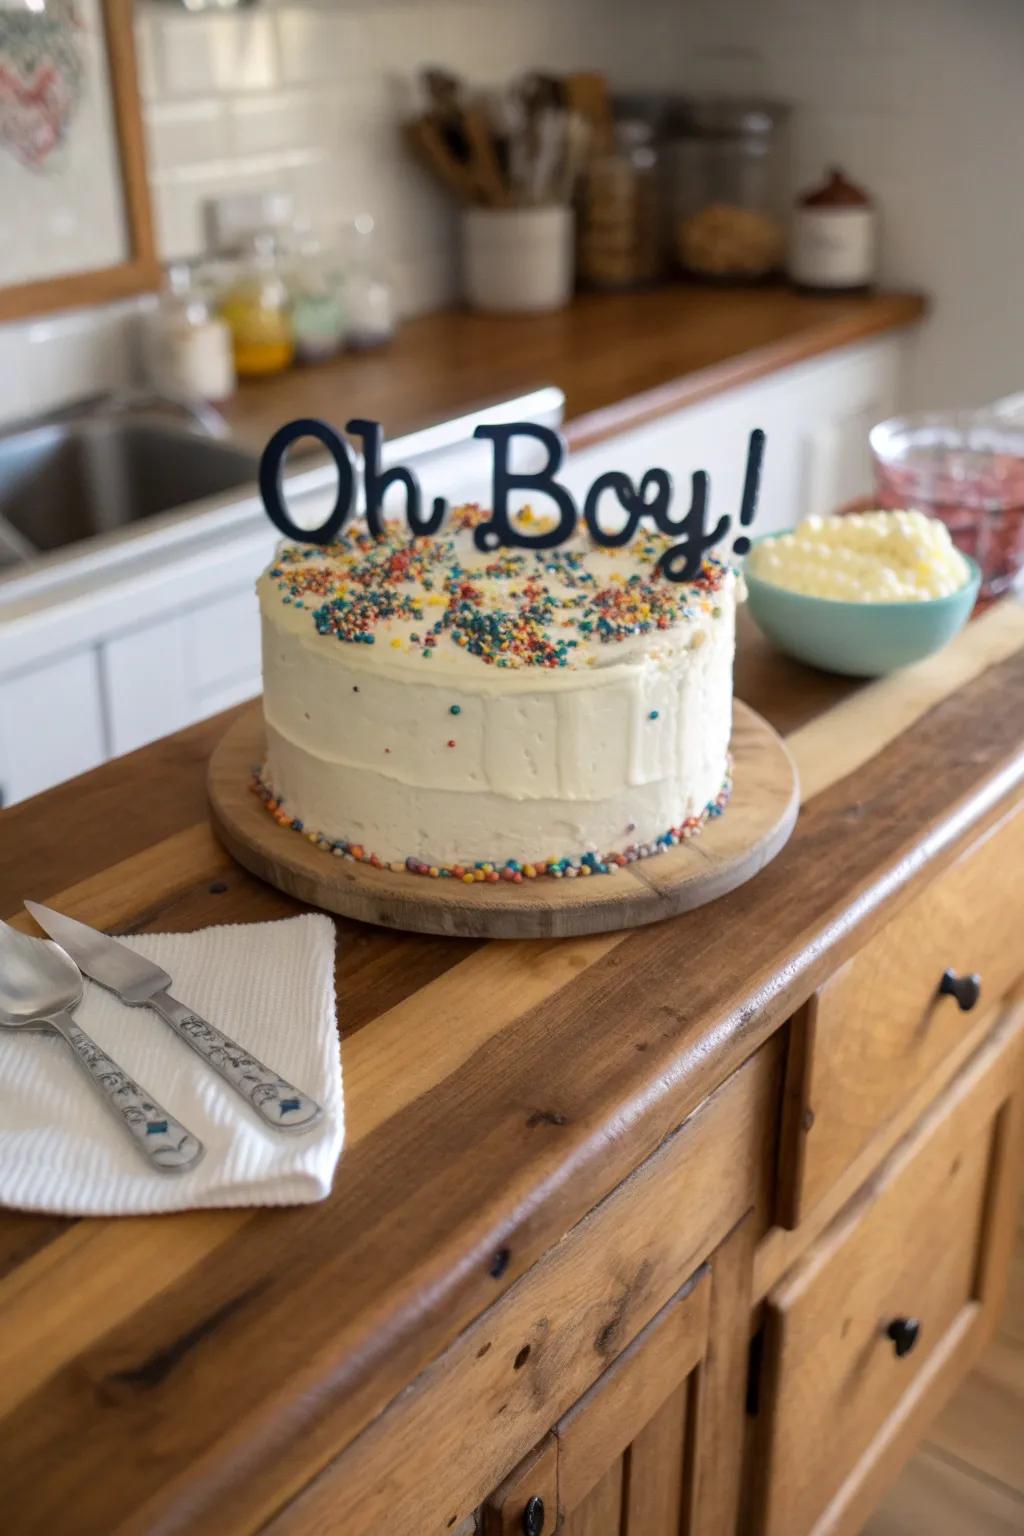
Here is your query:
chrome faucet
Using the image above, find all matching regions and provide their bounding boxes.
[10,386,230,441]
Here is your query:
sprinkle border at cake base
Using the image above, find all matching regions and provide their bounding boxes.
[248,763,733,885]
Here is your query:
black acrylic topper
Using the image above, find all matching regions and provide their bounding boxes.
[259,417,765,582]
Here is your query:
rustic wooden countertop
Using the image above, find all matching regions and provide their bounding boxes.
[3,603,1023,1536]
[219,285,926,451]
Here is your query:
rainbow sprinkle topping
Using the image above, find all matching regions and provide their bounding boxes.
[266,506,730,670]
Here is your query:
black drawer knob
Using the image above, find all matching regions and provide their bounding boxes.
[939,969,981,1012]
[886,1317,921,1357]
[522,1495,545,1535]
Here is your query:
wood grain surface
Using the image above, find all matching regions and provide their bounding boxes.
[779,799,1024,1225]
[208,700,798,939]
[760,1010,1024,1536]
[0,605,1022,1536]
[217,285,926,453]
[758,1012,1023,1536]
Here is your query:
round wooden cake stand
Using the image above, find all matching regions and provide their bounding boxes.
[208,701,799,940]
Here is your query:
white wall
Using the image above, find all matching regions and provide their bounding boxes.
[1,0,1020,427]
[0,0,629,427]
[602,0,1024,413]
[136,0,627,312]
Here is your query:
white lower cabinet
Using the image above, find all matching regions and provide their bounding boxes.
[0,649,106,807]
[560,337,902,537]
[102,581,265,759]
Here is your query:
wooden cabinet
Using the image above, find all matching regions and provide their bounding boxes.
[483,1218,754,1536]
[251,807,1023,1536]
[264,1049,776,1536]
[754,1005,1024,1536]
[778,800,1024,1226]
[487,1268,709,1536]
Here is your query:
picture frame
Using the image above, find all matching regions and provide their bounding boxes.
[0,0,158,324]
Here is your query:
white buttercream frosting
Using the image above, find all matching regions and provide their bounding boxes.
[257,509,740,871]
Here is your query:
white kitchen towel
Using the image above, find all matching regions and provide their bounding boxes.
[0,914,343,1215]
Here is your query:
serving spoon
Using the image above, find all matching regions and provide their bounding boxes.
[0,920,203,1173]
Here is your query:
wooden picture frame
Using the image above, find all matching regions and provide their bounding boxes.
[0,0,158,324]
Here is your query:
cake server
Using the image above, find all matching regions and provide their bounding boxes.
[0,919,203,1173]
[24,902,323,1135]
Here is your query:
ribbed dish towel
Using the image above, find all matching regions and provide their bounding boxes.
[0,914,343,1215]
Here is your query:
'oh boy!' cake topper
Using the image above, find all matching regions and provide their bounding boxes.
[259,417,765,582]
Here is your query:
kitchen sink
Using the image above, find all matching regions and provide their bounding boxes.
[0,415,259,562]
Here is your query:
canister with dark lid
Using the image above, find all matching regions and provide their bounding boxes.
[790,167,877,292]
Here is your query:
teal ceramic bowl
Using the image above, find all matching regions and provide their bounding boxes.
[743,532,981,677]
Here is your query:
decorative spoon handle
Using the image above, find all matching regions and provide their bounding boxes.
[150,993,323,1134]
[50,1009,204,1172]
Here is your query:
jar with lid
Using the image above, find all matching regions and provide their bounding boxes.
[669,99,790,281]
[578,118,664,290]
[790,167,877,292]
[288,228,347,366]
[344,213,396,350]
[218,231,294,379]
[141,262,235,402]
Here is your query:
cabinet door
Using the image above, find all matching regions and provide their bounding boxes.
[561,336,902,541]
[0,649,106,804]
[102,582,262,758]
[482,1217,754,1536]
[754,1005,1024,1536]
[778,801,1024,1227]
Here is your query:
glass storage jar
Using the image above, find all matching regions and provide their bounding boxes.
[669,99,790,281]
[344,213,397,350]
[141,263,235,402]
[218,232,294,379]
[578,118,664,290]
[870,411,1024,605]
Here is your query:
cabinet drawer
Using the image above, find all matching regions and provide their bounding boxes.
[756,1006,1024,1536]
[780,801,1024,1224]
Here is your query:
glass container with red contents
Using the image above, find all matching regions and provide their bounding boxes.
[870,411,1024,604]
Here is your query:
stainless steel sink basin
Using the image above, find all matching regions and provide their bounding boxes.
[0,412,259,562]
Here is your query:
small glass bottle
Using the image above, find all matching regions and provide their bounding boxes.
[141,263,235,402]
[289,228,347,366]
[219,232,295,379]
[344,213,396,350]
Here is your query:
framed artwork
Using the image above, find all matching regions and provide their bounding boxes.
[0,0,157,322]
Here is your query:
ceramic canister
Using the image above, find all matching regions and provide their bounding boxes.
[790,167,877,291]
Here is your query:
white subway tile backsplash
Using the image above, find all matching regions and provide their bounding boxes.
[228,91,336,157]
[275,6,367,86]
[0,303,140,428]
[145,99,229,170]
[390,240,459,317]
[4,0,1021,428]
[157,14,279,98]
[133,11,161,103]
[152,148,329,259]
